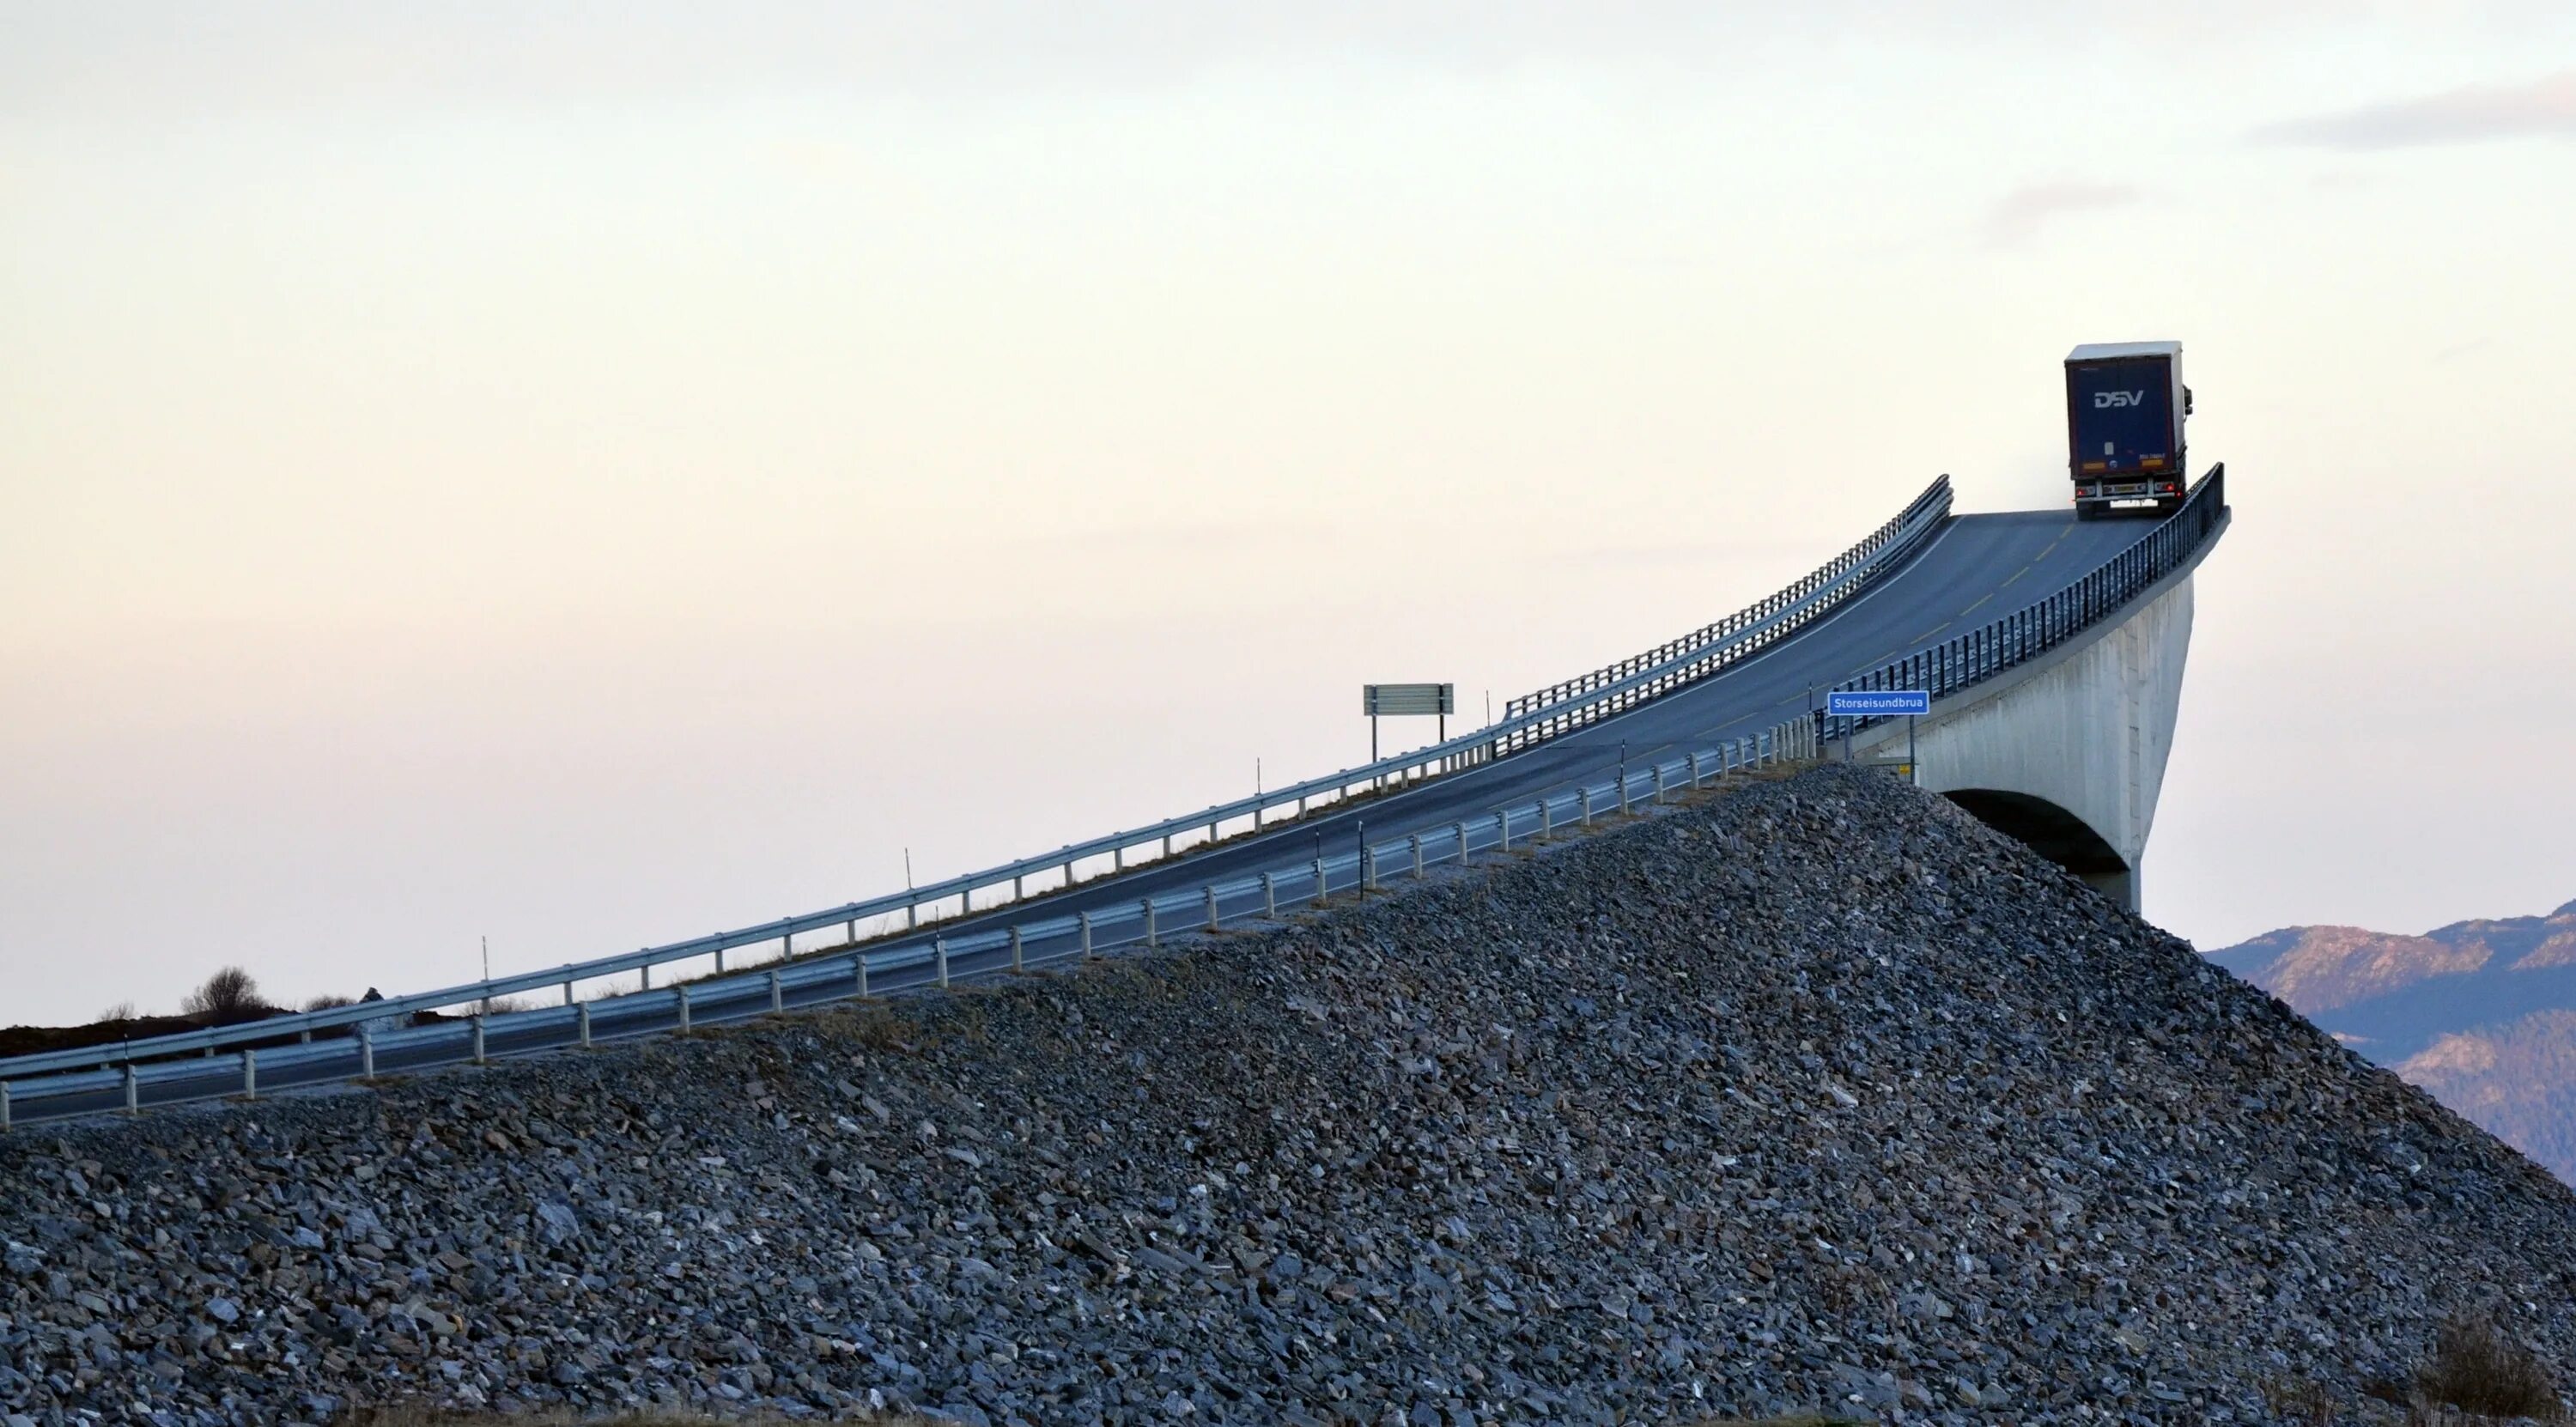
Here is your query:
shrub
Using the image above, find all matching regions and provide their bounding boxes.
[2415,1309,2560,1421]
[180,966,268,1020]
[94,1000,137,1024]
[303,993,355,1012]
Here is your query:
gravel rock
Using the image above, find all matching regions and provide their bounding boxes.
[6,767,2575,1424]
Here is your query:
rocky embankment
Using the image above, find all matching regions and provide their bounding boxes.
[9,768,2576,1425]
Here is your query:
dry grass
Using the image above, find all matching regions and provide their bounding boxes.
[337,1407,935,1426]
[1686,1417,1872,1426]
[346,1404,1858,1426]
[2263,1375,2337,1427]
[2409,1310,2565,1423]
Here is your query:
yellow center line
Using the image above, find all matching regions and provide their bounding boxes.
[1911,621,1952,642]
[1998,567,2027,588]
[1959,593,1992,616]
[2032,533,2065,561]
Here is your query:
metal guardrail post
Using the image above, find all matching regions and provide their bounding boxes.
[1010,925,1024,972]
[769,969,784,1014]
[0,1081,10,1132]
[361,1027,377,1076]
[714,947,725,975]
[1142,900,1157,949]
[575,1006,591,1049]
[1079,911,1095,959]
[242,1048,258,1100]
[562,980,574,1007]
[640,963,651,992]
[1261,872,1276,918]
[936,938,950,989]
[1204,886,1220,932]
[1654,766,1668,803]
[674,991,690,1038]
[1452,821,1467,866]
[1581,788,1594,827]
[854,950,870,997]
[1498,808,1512,853]
[1409,834,1424,878]
[1363,846,1378,891]
[123,1065,137,1116]
[1690,751,1704,787]
[1540,796,1554,840]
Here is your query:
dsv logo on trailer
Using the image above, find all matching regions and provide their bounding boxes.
[2093,391,2148,408]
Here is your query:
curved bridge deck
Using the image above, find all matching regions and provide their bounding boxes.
[3,495,2215,1123]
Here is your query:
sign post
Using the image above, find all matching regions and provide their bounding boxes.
[1824,689,1930,784]
[1363,683,1455,768]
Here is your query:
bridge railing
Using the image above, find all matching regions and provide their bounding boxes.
[1822,465,2228,743]
[0,477,1949,1087]
[1,715,1818,1126]
[1498,474,1953,751]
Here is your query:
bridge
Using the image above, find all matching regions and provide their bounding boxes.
[0,467,2229,1127]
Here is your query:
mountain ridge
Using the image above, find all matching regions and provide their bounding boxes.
[2208,896,2576,1181]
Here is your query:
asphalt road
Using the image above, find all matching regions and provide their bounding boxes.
[13,506,2163,1125]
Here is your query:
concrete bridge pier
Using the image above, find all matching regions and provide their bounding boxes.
[1852,569,2201,916]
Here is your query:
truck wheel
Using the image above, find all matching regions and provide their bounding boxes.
[2075,503,2100,522]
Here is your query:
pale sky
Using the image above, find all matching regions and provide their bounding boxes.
[5,3,2574,1024]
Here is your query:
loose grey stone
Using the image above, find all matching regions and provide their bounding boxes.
[6,768,2575,1425]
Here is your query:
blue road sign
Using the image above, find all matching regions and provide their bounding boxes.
[1827,689,1930,717]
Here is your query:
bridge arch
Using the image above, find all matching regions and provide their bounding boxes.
[1849,568,2208,917]
[1942,788,2134,908]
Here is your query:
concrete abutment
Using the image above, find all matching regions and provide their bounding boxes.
[1854,570,2198,915]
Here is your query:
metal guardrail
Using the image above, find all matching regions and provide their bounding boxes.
[0,470,2233,1126]
[1499,474,1953,750]
[1821,465,2228,743]
[0,477,1951,1091]
[0,718,1818,1127]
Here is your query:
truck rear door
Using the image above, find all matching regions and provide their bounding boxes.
[2067,355,2178,481]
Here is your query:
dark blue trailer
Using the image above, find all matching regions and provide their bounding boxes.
[2067,340,2190,519]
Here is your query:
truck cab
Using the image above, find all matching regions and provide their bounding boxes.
[2066,340,2190,520]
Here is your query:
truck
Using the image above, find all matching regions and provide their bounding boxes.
[2066,340,2190,519]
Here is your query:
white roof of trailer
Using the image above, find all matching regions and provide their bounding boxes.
[2068,340,2181,361]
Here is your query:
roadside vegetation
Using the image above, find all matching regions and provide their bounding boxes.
[2264,1309,2567,1424]
[2401,1310,2563,1424]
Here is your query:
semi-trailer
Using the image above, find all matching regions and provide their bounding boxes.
[2067,340,2190,519]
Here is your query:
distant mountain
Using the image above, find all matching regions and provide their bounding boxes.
[2209,897,2576,1179]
